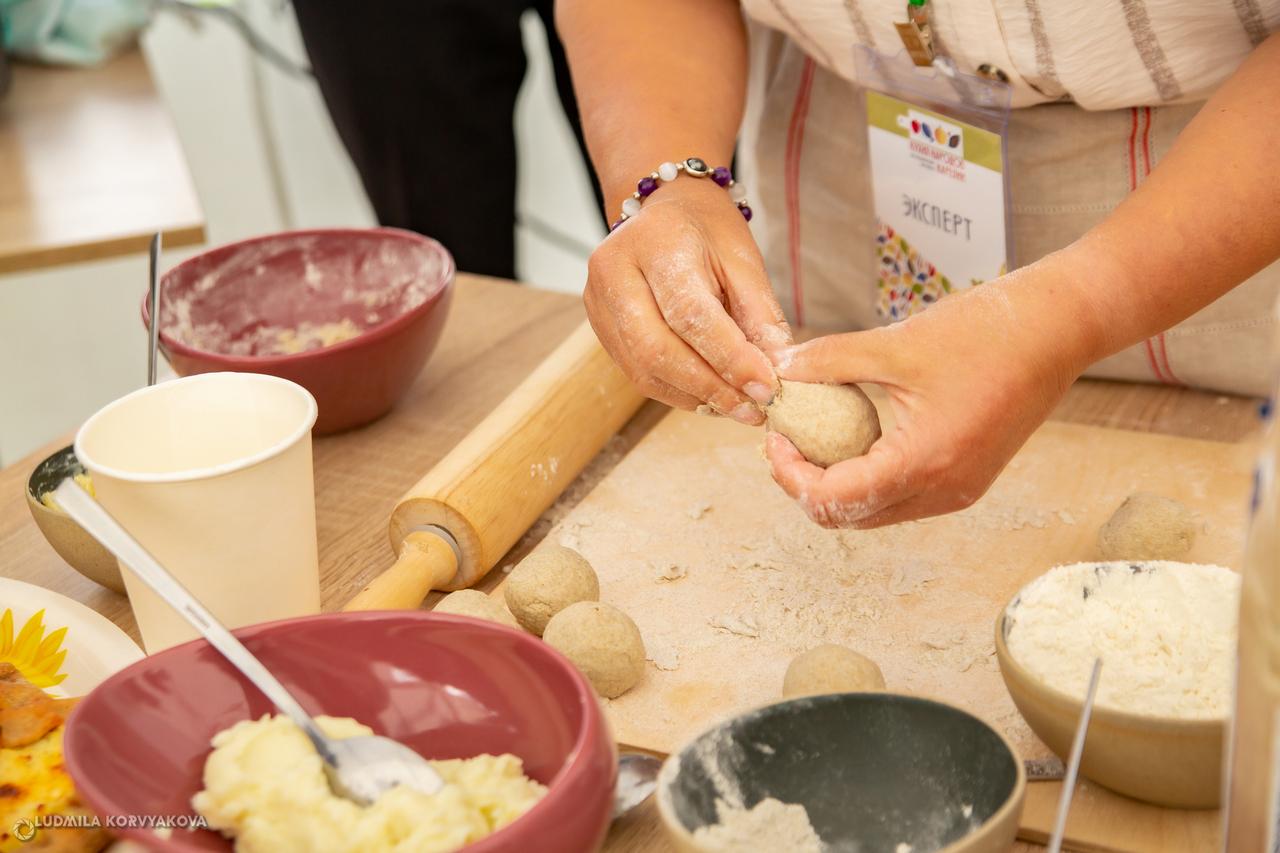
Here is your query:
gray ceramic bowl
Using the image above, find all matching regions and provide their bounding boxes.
[657,693,1025,853]
[26,445,125,594]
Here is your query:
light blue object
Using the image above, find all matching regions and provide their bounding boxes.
[0,0,151,67]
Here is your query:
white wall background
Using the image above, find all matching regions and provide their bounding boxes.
[0,2,603,467]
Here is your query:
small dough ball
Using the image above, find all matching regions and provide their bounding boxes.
[783,644,885,699]
[504,546,599,636]
[766,380,881,468]
[1097,492,1196,561]
[434,589,519,629]
[543,601,645,698]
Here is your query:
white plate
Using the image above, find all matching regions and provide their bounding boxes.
[0,577,144,697]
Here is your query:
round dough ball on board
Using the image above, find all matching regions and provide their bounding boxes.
[783,644,886,699]
[504,545,600,636]
[1097,492,1196,562]
[543,601,646,698]
[434,589,519,629]
[766,380,881,468]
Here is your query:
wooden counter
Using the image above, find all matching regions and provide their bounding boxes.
[0,49,205,273]
[0,273,1261,852]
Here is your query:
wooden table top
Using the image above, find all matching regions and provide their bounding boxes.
[0,50,205,274]
[0,273,1261,852]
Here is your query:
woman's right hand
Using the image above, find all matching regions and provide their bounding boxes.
[585,175,792,426]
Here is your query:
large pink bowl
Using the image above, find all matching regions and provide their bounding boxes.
[63,612,616,853]
[142,228,454,435]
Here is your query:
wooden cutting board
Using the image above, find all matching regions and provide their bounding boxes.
[490,396,1250,852]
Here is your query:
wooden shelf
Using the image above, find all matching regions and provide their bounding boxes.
[0,49,205,274]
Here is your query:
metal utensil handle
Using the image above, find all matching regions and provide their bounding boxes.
[1047,657,1103,853]
[148,232,162,387]
[52,479,335,760]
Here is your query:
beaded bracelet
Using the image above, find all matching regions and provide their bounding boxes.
[611,158,751,231]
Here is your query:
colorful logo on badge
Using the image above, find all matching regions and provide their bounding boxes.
[897,110,964,156]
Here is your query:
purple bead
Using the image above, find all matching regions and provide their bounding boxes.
[740,205,753,222]
[611,220,623,231]
[637,176,658,197]
[711,167,732,187]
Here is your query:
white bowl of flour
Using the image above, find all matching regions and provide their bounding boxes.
[996,560,1240,809]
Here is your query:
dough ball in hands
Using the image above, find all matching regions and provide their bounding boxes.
[1097,492,1197,561]
[543,601,645,698]
[766,380,881,468]
[783,644,886,699]
[504,545,600,636]
[434,589,519,629]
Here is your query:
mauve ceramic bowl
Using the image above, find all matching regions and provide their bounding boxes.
[142,228,454,434]
[63,612,616,853]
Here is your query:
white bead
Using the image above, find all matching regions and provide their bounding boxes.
[729,183,748,202]
[622,197,642,216]
[658,162,679,182]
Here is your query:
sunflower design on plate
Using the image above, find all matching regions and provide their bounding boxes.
[0,610,110,853]
[0,609,68,690]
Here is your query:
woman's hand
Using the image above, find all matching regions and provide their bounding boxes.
[585,176,792,426]
[765,249,1111,528]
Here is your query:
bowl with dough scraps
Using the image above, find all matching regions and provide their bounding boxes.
[143,227,454,434]
[657,693,1025,853]
[63,611,616,853]
[995,560,1240,809]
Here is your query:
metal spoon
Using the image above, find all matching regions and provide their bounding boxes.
[614,752,662,818]
[1047,657,1103,853]
[147,231,162,387]
[53,479,446,805]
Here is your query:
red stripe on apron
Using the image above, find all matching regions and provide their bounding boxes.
[1127,107,1139,197]
[784,57,816,327]
[1130,107,1180,385]
[1140,107,1153,181]
[1155,332,1180,385]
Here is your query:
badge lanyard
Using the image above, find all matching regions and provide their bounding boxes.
[856,2,1013,321]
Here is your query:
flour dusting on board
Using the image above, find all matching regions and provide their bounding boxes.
[539,410,1248,758]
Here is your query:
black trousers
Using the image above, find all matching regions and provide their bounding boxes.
[292,0,605,279]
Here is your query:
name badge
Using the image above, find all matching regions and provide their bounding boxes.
[855,48,1013,320]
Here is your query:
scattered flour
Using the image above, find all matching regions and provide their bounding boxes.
[654,562,689,582]
[647,636,681,671]
[691,798,823,853]
[1005,561,1241,718]
[889,561,937,595]
[710,614,761,638]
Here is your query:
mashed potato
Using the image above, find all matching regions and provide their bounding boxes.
[192,715,546,853]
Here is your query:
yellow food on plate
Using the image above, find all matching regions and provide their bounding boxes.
[0,665,107,853]
[192,715,547,853]
[0,726,109,853]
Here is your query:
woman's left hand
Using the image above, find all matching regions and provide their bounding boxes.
[764,249,1110,528]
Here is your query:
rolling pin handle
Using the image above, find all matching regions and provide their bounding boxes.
[342,527,461,611]
[408,524,464,572]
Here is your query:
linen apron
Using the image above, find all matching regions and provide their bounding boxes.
[743,27,1280,398]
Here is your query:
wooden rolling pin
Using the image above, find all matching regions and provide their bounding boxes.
[343,319,647,610]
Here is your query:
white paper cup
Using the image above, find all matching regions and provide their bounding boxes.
[75,373,320,653]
